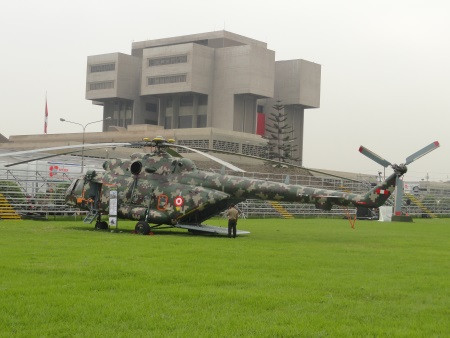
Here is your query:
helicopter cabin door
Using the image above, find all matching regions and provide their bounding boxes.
[83,180,102,211]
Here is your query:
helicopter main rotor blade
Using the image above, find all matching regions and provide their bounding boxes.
[164,147,183,158]
[359,146,391,168]
[176,146,363,182]
[3,145,117,167]
[167,144,246,172]
[404,141,440,165]
[0,142,131,158]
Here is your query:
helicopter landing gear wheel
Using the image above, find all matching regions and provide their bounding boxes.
[135,221,151,235]
[95,221,108,230]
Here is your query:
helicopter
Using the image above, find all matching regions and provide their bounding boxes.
[1,137,406,235]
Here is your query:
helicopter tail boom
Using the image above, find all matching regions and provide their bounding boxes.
[355,173,398,208]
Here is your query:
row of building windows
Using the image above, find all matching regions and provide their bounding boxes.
[165,94,207,108]
[164,115,207,129]
[148,74,187,86]
[148,54,187,67]
[88,81,114,91]
[90,63,115,73]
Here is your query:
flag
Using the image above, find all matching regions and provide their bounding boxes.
[44,96,48,134]
[256,113,266,136]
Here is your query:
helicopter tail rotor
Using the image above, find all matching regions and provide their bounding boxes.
[358,146,391,168]
[359,141,440,217]
[404,141,440,165]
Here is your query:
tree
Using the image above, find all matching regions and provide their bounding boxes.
[264,100,298,166]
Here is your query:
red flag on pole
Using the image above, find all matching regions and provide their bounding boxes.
[44,96,48,134]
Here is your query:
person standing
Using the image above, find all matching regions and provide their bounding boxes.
[226,205,239,238]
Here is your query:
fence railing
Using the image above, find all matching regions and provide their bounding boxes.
[1,168,449,220]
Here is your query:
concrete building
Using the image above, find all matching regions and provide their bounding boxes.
[85,30,321,165]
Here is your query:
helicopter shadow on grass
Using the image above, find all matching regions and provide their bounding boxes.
[66,225,223,238]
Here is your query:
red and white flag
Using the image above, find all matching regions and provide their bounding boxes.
[44,96,48,134]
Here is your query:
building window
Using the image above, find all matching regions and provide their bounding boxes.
[180,95,193,107]
[88,81,114,91]
[178,115,192,128]
[145,118,158,125]
[148,74,187,86]
[109,100,133,128]
[198,95,208,106]
[146,102,157,112]
[197,115,207,128]
[90,63,115,73]
[164,116,172,129]
[145,102,158,125]
[148,55,187,67]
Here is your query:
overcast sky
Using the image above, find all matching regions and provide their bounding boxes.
[1,0,449,181]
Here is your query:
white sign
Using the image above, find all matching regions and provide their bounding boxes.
[379,206,393,222]
[109,190,118,228]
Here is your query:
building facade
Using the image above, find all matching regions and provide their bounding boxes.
[85,30,321,165]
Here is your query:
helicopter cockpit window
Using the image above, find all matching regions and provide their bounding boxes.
[179,158,196,172]
[66,179,78,196]
[72,179,84,196]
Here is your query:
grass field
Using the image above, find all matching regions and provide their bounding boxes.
[0,218,448,337]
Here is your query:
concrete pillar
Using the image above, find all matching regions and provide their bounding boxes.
[192,94,199,128]
[173,95,180,129]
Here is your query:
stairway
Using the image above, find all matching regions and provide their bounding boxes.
[83,209,99,223]
[0,193,21,220]
[405,193,437,218]
[269,201,294,219]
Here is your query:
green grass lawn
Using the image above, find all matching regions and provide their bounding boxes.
[0,218,448,337]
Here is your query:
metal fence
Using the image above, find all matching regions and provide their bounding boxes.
[0,168,81,219]
[1,168,449,220]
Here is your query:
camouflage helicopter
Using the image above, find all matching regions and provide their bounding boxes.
[1,137,415,235]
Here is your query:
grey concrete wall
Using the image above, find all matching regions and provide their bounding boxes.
[116,53,142,100]
[86,53,141,101]
[141,44,193,96]
[132,30,267,53]
[190,44,215,95]
[212,45,274,130]
[86,53,118,100]
[274,59,321,108]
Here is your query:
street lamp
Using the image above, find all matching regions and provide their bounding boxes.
[60,117,111,172]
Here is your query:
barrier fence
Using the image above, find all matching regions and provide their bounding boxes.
[1,168,449,220]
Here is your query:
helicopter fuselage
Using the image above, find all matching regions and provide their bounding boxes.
[65,151,398,226]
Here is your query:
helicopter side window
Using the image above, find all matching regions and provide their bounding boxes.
[157,195,168,210]
[171,160,179,173]
[66,179,77,195]
[171,159,196,173]
[72,179,84,197]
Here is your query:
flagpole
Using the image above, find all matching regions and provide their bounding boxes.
[44,93,48,134]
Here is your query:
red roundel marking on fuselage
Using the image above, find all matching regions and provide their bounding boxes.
[174,196,184,207]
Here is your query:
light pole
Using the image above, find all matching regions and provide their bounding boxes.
[60,117,111,172]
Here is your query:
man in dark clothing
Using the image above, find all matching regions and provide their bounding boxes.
[226,205,239,238]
